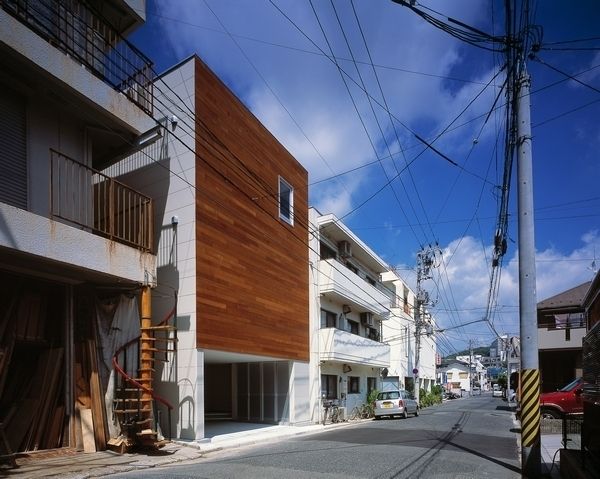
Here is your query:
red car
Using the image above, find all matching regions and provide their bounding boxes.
[540,378,584,418]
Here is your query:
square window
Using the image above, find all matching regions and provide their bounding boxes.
[320,309,337,328]
[321,374,337,399]
[278,177,293,225]
[347,320,359,335]
[348,376,360,394]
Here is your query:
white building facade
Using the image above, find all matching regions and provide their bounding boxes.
[308,209,392,421]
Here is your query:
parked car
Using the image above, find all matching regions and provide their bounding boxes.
[374,390,419,419]
[492,384,503,397]
[540,378,584,418]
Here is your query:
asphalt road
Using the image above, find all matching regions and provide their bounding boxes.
[108,393,521,479]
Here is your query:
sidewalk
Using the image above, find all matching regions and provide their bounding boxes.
[1,421,353,478]
[541,434,562,479]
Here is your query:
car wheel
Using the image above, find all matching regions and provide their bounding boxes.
[414,406,419,417]
[541,408,561,419]
[402,409,408,419]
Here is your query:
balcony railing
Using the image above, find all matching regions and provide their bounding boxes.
[318,259,391,316]
[538,313,586,329]
[319,328,390,368]
[1,0,154,115]
[50,149,153,252]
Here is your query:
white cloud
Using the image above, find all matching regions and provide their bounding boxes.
[421,230,600,350]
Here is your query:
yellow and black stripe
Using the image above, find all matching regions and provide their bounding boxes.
[520,369,540,446]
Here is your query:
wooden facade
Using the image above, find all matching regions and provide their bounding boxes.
[194,58,309,362]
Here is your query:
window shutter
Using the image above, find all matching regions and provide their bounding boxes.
[0,89,27,209]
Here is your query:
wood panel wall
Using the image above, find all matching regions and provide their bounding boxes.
[194,57,309,361]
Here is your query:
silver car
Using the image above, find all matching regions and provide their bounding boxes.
[373,390,419,419]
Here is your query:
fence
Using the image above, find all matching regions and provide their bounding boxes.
[50,149,153,252]
[1,0,154,115]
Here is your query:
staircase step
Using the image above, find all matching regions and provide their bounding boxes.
[114,397,153,403]
[141,325,176,331]
[135,418,154,425]
[145,348,176,353]
[143,337,177,342]
[114,409,152,414]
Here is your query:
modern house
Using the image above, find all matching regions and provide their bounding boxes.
[537,281,590,392]
[308,208,391,421]
[106,55,310,441]
[0,0,161,455]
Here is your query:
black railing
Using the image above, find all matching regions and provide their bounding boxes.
[1,0,154,115]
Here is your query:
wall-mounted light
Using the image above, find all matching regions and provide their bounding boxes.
[342,304,351,315]
[343,364,352,373]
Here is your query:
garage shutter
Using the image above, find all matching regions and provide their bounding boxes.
[0,88,27,209]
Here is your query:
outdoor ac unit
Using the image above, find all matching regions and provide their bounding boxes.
[338,240,352,258]
[360,312,374,326]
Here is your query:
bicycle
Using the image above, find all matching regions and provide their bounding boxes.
[349,403,372,420]
[322,399,342,424]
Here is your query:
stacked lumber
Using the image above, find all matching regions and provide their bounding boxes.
[15,292,46,341]
[73,339,108,452]
[3,347,66,452]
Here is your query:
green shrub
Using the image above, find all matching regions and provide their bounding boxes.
[419,387,443,408]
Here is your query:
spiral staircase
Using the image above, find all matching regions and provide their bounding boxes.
[111,289,177,450]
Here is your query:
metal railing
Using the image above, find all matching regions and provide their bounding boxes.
[50,149,153,252]
[1,0,154,115]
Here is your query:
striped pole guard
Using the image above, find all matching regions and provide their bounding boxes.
[520,368,540,447]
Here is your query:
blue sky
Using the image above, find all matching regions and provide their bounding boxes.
[130,1,600,354]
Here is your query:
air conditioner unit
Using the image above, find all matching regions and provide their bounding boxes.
[360,312,374,326]
[338,240,352,258]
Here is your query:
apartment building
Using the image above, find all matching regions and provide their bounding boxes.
[0,0,158,455]
[308,208,391,420]
[106,55,310,441]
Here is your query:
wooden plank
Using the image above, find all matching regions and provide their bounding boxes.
[87,340,107,450]
[80,408,96,453]
[34,348,63,450]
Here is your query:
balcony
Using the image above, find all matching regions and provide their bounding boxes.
[318,259,391,316]
[319,328,390,368]
[0,0,153,116]
[50,149,153,252]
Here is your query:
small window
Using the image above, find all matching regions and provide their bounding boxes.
[459,372,468,379]
[320,241,337,260]
[321,374,337,399]
[347,319,359,335]
[345,262,358,274]
[348,377,360,394]
[278,177,293,225]
[320,309,337,328]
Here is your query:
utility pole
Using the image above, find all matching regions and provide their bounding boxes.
[413,246,438,403]
[515,65,541,477]
[469,340,473,396]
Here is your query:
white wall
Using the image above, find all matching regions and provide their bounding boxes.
[127,58,200,439]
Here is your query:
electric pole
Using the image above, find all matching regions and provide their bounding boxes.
[389,4,541,474]
[515,65,541,477]
[413,245,439,403]
[469,339,473,396]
